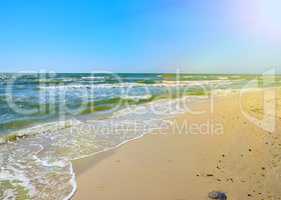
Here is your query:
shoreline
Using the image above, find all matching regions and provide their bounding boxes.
[73,88,281,200]
[0,92,208,200]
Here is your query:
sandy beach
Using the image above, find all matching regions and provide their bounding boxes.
[2,1,281,199]
[73,88,281,200]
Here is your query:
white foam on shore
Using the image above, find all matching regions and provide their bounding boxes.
[0,95,208,200]
[121,94,152,101]
[62,162,77,200]
[38,79,240,91]
[0,166,37,199]
[81,76,105,80]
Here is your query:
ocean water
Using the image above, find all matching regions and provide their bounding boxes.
[0,73,277,200]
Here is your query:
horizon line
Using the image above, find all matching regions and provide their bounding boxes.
[1,72,281,75]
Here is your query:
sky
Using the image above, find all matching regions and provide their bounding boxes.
[0,0,280,73]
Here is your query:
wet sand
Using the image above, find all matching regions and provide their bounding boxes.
[73,88,281,200]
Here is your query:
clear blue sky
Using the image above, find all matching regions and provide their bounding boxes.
[0,0,280,73]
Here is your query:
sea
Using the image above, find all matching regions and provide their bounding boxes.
[0,73,278,199]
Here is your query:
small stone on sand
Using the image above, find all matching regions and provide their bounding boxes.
[208,191,227,199]
[206,174,214,177]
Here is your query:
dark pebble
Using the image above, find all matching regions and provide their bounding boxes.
[206,174,214,177]
[208,191,227,199]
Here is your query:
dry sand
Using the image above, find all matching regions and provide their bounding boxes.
[73,88,281,200]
